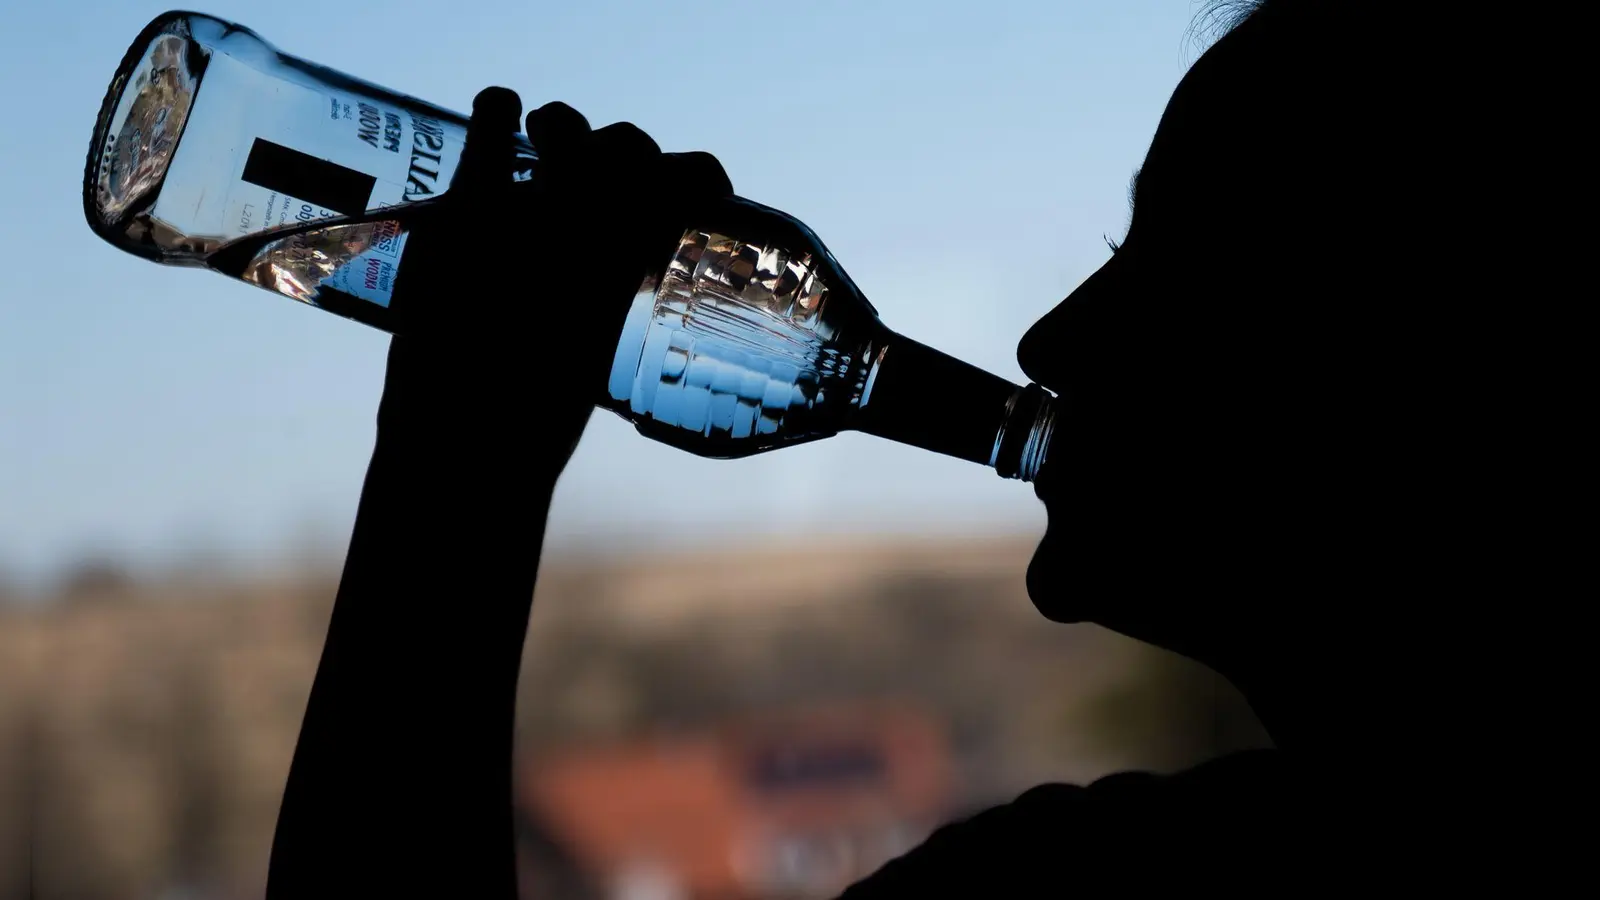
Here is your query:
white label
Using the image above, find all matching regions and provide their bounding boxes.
[157,50,473,308]
[154,51,459,236]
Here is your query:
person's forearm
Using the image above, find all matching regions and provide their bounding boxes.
[267,425,554,898]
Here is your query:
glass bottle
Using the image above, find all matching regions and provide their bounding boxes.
[84,10,1056,482]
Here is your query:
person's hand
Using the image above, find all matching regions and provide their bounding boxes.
[377,86,733,483]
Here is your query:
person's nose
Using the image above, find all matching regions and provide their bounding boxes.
[1016,256,1120,389]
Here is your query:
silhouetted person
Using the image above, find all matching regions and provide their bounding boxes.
[268,1,1525,895]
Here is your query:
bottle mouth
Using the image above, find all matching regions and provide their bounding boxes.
[991,383,1056,483]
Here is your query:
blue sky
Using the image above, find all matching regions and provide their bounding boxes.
[0,0,1210,584]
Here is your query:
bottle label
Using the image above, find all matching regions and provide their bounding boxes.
[156,50,465,307]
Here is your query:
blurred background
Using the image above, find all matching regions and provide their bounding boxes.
[0,1,1268,898]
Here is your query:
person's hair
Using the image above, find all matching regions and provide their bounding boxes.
[1192,0,1268,45]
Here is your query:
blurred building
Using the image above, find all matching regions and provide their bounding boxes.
[519,703,954,900]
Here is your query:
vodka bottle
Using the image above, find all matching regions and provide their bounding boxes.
[84,11,1057,481]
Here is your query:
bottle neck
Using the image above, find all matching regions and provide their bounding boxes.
[851,333,1056,482]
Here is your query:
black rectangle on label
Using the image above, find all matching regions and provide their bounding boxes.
[242,138,375,217]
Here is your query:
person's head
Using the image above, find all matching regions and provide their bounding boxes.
[1017,1,1454,735]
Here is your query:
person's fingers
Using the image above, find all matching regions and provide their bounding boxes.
[587,122,662,174]
[471,86,523,133]
[662,151,734,197]
[452,86,523,197]
[525,102,592,158]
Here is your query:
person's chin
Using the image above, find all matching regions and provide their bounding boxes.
[1025,523,1078,624]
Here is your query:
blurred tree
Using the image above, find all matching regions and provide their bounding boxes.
[0,617,36,900]
[53,555,136,608]
[165,652,227,898]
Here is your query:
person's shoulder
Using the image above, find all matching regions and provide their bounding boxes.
[838,749,1298,898]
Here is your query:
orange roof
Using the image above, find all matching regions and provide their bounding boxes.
[520,704,954,897]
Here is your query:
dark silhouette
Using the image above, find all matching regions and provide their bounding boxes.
[269,1,1525,895]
